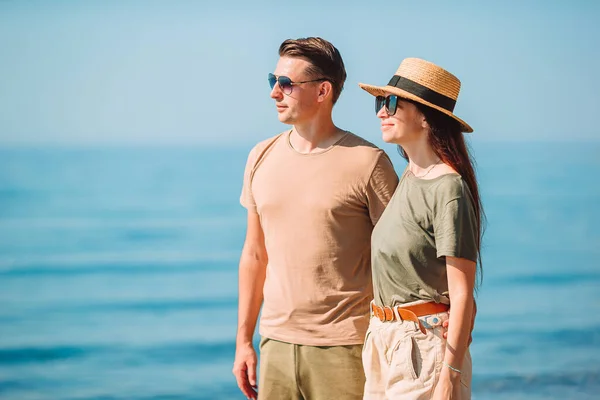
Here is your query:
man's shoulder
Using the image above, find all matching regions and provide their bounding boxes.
[338,131,392,166]
[249,131,287,155]
[244,131,288,168]
[341,131,380,150]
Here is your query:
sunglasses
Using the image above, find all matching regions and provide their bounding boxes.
[375,95,400,116]
[268,73,328,95]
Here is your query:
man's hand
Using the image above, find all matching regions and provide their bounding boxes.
[232,343,258,400]
[442,300,477,344]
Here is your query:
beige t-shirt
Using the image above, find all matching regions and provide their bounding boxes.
[240,130,399,346]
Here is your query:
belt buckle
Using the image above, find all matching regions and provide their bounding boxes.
[422,315,443,329]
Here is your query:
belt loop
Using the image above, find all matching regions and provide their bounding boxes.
[417,321,427,334]
[369,300,374,316]
[393,306,402,322]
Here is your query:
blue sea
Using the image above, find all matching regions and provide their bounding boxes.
[0,141,599,400]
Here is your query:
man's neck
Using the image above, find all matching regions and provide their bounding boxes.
[289,116,344,154]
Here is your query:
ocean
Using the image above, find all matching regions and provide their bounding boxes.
[0,141,599,400]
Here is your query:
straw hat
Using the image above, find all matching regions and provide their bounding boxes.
[359,58,473,133]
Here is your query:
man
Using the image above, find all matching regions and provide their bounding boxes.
[232,37,399,400]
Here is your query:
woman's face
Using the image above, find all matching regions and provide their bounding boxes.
[376,94,426,145]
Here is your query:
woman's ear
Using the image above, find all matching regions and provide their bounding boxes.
[421,115,429,130]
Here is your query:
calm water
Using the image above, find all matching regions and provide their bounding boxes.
[0,141,599,400]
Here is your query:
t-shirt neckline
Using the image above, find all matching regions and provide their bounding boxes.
[286,129,350,156]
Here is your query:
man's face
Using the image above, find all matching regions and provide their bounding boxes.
[269,56,323,125]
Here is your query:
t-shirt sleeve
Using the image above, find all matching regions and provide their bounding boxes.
[366,151,399,225]
[240,146,259,213]
[434,195,478,262]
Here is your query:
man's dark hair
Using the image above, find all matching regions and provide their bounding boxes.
[279,37,347,104]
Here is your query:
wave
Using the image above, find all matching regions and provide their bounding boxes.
[475,324,600,346]
[15,297,239,315]
[499,271,600,286]
[0,340,236,366]
[0,252,239,275]
[473,369,600,395]
[0,216,242,230]
[0,262,233,276]
[0,345,94,365]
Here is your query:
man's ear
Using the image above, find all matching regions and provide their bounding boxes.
[317,81,333,103]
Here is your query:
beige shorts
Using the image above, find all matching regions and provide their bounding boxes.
[362,312,472,400]
[258,336,365,400]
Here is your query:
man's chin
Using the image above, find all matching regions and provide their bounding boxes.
[277,114,293,125]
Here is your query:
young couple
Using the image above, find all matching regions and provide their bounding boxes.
[232,37,483,400]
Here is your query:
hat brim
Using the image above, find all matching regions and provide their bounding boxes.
[358,83,473,133]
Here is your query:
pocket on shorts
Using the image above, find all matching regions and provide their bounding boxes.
[362,328,373,356]
[387,335,418,381]
[407,337,421,380]
[392,332,440,384]
[259,336,270,351]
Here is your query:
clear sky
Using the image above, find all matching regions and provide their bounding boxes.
[1,0,598,146]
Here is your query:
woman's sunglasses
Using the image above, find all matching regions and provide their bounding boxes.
[375,95,400,116]
[268,73,328,95]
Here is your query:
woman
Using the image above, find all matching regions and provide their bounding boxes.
[358,58,484,399]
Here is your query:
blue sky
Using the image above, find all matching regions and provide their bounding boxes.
[0,0,598,146]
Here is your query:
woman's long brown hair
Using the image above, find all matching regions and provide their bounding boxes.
[399,101,485,288]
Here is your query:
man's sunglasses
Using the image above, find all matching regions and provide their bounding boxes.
[375,95,400,116]
[268,73,328,95]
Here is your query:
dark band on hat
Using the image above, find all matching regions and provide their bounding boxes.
[388,75,456,112]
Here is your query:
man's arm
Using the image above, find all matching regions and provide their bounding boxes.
[365,151,399,224]
[232,211,268,400]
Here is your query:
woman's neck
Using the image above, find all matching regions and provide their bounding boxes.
[402,138,440,175]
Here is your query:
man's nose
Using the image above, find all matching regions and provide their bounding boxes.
[270,82,283,100]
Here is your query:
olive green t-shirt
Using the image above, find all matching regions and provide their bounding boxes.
[371,169,478,307]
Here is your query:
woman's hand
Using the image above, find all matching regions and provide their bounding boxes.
[431,366,462,399]
[442,300,476,344]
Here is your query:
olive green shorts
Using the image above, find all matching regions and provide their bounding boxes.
[258,337,365,400]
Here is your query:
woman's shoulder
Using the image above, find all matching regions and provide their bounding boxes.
[430,173,470,203]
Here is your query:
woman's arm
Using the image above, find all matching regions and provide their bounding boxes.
[432,256,476,399]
